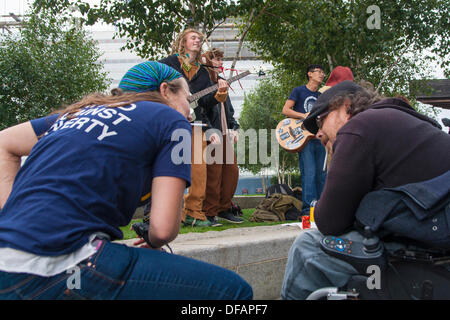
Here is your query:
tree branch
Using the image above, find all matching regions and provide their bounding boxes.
[326,54,334,70]
[375,45,411,93]
[228,1,272,78]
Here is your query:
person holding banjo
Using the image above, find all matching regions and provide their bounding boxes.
[282,64,327,216]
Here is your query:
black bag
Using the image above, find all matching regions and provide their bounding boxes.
[265,183,294,198]
[284,206,303,221]
[292,187,303,201]
[355,171,450,249]
[231,202,243,216]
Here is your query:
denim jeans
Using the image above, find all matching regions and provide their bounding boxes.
[281,229,408,300]
[281,229,360,300]
[298,139,327,214]
[0,241,253,300]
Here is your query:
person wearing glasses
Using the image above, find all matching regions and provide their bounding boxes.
[281,80,450,300]
[159,29,229,227]
[282,64,327,216]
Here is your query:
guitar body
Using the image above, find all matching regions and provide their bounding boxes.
[276,117,316,153]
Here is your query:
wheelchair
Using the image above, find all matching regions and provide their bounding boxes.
[307,226,450,300]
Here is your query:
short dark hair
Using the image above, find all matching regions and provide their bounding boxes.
[306,64,324,80]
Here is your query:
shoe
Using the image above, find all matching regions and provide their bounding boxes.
[218,210,244,224]
[207,216,223,227]
[183,215,212,227]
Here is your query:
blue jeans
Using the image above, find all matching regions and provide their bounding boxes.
[0,241,253,300]
[281,229,360,300]
[298,139,327,214]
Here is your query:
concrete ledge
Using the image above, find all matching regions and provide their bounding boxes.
[117,224,303,300]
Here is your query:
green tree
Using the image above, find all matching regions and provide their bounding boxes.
[238,77,299,183]
[0,10,110,130]
[33,0,245,59]
[244,0,449,99]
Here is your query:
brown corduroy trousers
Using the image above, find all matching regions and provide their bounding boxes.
[203,134,239,217]
[182,127,208,221]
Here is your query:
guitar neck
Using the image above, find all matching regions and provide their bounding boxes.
[189,70,250,102]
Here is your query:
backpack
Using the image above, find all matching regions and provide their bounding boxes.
[250,193,303,222]
[265,184,294,198]
[355,170,450,249]
[291,187,303,201]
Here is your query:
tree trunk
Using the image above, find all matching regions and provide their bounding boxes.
[375,46,410,93]
[228,8,256,78]
[326,53,334,71]
[281,156,286,184]
[277,166,281,184]
[261,172,266,193]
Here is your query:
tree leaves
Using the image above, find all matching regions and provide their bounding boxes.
[245,0,449,96]
[33,0,241,59]
[0,10,110,129]
[239,78,298,175]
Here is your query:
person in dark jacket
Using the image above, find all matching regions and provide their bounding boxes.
[281,80,450,300]
[201,48,243,224]
[159,29,229,227]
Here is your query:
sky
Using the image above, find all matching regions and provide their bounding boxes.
[0,0,26,15]
[1,0,449,128]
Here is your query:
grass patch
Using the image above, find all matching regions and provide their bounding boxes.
[119,208,289,240]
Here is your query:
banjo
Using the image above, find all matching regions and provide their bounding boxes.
[275,115,316,153]
[188,65,265,121]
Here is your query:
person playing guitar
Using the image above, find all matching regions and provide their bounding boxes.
[159,29,228,227]
[281,64,327,216]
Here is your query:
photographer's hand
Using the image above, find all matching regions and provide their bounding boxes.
[132,238,164,251]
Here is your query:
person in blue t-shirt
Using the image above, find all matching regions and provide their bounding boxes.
[0,61,252,300]
[282,64,327,215]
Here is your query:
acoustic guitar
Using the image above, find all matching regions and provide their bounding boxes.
[275,116,316,153]
[188,70,250,106]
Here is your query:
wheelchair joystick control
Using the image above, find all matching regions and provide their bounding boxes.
[320,226,387,274]
[363,226,382,253]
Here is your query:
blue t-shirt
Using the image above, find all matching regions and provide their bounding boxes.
[288,85,320,113]
[0,101,191,256]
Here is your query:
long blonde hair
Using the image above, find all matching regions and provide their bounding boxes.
[171,28,205,65]
[52,78,186,119]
